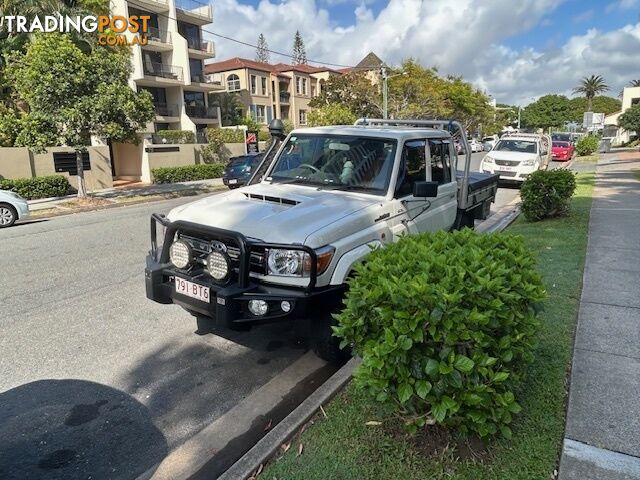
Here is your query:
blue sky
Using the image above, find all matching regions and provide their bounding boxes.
[209,0,640,104]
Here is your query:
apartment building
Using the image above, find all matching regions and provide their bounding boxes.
[604,86,640,145]
[204,58,341,128]
[108,0,223,180]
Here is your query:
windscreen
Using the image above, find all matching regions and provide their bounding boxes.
[494,139,537,154]
[267,134,397,195]
[553,142,570,148]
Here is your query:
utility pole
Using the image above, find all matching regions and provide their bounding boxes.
[381,66,388,120]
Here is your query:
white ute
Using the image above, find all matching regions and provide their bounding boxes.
[145,119,499,362]
[480,132,552,182]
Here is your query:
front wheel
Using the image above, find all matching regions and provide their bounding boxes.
[0,204,17,228]
[311,310,351,364]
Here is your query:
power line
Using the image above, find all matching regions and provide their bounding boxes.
[151,8,371,70]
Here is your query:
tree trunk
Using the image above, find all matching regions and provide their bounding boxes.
[76,150,87,198]
[587,97,593,112]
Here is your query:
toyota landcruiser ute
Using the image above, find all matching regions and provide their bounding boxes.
[145,119,499,362]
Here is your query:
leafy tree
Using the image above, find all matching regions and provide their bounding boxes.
[618,104,640,139]
[210,92,243,126]
[307,104,356,126]
[291,30,307,65]
[386,60,448,120]
[442,75,493,134]
[7,34,154,196]
[255,33,270,64]
[568,96,621,123]
[310,72,381,117]
[520,95,571,130]
[573,75,609,112]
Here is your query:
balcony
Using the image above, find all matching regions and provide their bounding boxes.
[129,0,168,13]
[185,104,218,119]
[186,37,215,59]
[279,92,290,104]
[142,27,172,52]
[153,102,179,118]
[176,0,213,24]
[143,63,183,83]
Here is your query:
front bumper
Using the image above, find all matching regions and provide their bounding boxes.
[145,214,344,327]
[481,163,537,182]
[15,201,30,220]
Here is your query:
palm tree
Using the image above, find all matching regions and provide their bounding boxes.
[619,79,640,98]
[573,75,609,111]
[210,92,243,126]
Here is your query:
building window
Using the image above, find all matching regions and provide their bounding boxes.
[296,77,308,95]
[299,109,307,125]
[261,77,267,96]
[227,74,240,91]
[252,105,266,123]
[250,75,258,95]
[189,58,203,82]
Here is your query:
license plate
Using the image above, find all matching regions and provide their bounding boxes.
[496,166,516,172]
[228,179,238,184]
[175,277,210,303]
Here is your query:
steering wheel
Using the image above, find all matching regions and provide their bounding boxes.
[298,163,320,173]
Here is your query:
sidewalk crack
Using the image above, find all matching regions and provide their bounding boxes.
[574,346,640,361]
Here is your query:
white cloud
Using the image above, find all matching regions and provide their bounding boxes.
[206,0,640,104]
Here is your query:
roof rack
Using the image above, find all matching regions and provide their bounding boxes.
[500,132,543,138]
[354,118,472,203]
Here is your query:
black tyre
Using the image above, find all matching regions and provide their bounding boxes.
[0,204,17,228]
[311,310,351,364]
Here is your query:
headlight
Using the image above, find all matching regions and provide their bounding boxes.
[483,156,494,164]
[169,240,192,269]
[266,246,335,277]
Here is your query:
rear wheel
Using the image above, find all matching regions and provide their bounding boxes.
[311,310,351,364]
[0,204,17,228]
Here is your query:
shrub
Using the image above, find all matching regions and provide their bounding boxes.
[155,130,196,144]
[333,229,546,439]
[521,169,577,221]
[0,175,72,199]
[575,135,599,156]
[151,164,224,183]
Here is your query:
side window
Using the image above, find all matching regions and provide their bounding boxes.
[428,139,452,184]
[395,139,427,198]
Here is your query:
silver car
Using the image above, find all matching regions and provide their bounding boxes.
[0,189,30,227]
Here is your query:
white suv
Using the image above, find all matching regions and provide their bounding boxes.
[480,134,551,182]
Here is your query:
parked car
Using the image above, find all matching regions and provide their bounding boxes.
[482,135,499,151]
[468,138,483,153]
[480,132,552,183]
[145,119,499,362]
[0,189,30,228]
[222,153,264,189]
[454,139,464,154]
[552,141,575,162]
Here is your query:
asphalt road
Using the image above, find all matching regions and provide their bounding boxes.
[0,160,527,480]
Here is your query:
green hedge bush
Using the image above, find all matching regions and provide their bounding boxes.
[575,135,599,156]
[521,169,577,221]
[151,164,224,183]
[334,229,546,439]
[0,175,72,199]
[155,130,196,144]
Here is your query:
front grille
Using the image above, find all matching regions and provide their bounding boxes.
[178,233,266,276]
[495,159,520,166]
[498,171,517,177]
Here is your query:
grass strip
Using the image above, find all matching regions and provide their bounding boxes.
[264,172,595,480]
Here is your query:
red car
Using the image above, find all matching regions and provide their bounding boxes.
[552,141,575,161]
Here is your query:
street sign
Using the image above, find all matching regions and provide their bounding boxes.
[245,130,259,155]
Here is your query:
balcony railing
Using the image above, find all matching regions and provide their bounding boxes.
[146,26,171,44]
[143,63,183,81]
[153,102,179,117]
[185,37,215,54]
[190,72,208,83]
[176,0,212,18]
[185,104,218,119]
[279,92,290,104]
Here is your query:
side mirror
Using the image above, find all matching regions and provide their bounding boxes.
[413,181,438,198]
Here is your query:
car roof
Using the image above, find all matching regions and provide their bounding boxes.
[290,125,451,140]
[499,136,538,142]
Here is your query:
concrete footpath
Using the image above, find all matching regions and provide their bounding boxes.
[559,151,640,480]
